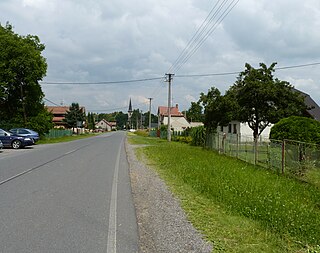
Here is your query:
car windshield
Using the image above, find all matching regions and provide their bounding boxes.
[0,129,11,136]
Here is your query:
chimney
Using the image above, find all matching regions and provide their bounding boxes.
[175,104,178,109]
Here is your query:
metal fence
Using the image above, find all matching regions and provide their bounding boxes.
[205,133,320,176]
[44,129,73,139]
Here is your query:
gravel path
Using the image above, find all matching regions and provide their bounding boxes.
[125,141,213,253]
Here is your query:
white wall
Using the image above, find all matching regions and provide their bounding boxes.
[162,116,191,132]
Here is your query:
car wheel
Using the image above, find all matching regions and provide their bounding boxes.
[12,140,22,149]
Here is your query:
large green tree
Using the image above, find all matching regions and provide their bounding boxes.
[0,22,50,134]
[228,62,306,140]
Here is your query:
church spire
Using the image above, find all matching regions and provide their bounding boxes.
[128,98,133,119]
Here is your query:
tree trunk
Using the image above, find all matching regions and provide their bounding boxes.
[20,83,27,126]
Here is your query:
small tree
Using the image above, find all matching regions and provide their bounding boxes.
[64,103,85,131]
[186,101,204,123]
[199,87,235,133]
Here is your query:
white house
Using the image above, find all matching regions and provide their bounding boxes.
[217,120,272,141]
[95,119,117,131]
[158,104,191,132]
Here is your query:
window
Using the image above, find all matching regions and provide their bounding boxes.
[228,124,232,133]
[233,124,237,134]
[220,125,223,132]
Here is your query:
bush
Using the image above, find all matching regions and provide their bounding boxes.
[190,126,206,146]
[135,130,149,137]
[270,116,320,144]
[172,135,192,144]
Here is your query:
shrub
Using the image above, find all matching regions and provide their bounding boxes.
[270,116,320,144]
[135,130,149,137]
[190,126,206,146]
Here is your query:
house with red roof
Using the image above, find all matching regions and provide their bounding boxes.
[46,105,86,128]
[158,104,191,132]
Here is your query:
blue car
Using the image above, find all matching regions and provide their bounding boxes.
[9,128,40,144]
[0,128,34,149]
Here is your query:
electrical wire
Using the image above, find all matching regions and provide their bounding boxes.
[168,0,223,73]
[40,76,164,85]
[43,97,60,106]
[168,0,240,74]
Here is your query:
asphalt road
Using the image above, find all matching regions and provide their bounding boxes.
[0,131,139,253]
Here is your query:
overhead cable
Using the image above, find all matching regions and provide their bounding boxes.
[41,76,164,85]
[169,0,240,74]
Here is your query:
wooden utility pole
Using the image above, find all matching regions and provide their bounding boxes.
[148,98,153,130]
[165,73,174,141]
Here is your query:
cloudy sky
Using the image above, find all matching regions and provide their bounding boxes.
[1,0,320,114]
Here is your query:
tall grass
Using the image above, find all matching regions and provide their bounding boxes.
[141,140,320,247]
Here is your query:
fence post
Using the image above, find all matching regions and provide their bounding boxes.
[236,134,239,158]
[281,140,286,174]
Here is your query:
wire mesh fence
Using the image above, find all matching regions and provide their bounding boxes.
[205,133,320,177]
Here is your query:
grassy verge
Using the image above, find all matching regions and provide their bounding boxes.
[128,135,320,252]
[38,133,98,144]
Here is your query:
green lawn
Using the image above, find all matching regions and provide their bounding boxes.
[128,134,320,253]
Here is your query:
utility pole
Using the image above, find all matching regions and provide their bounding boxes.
[140,110,143,129]
[148,98,153,130]
[165,73,174,141]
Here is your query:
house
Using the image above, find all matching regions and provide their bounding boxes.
[46,105,86,128]
[158,104,191,132]
[296,89,320,121]
[217,88,320,141]
[190,122,204,128]
[217,121,271,141]
[95,119,117,131]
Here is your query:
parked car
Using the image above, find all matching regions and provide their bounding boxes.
[0,140,3,149]
[9,128,40,144]
[0,128,34,149]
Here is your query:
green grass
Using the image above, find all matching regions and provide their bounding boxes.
[38,133,97,144]
[129,134,320,252]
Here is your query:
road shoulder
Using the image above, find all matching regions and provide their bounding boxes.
[125,141,213,253]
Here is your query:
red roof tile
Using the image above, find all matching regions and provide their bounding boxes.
[158,104,183,117]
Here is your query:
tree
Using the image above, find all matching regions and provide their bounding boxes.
[87,112,96,130]
[0,22,50,135]
[270,116,320,144]
[199,87,235,133]
[228,63,306,140]
[0,22,48,129]
[64,103,86,130]
[186,101,204,123]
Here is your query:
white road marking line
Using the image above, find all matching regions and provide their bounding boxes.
[106,138,122,253]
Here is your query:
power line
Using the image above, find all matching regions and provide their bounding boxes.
[168,0,224,73]
[175,62,320,78]
[40,76,164,85]
[275,62,320,70]
[174,0,240,73]
[169,0,240,74]
[40,61,320,88]
[87,101,149,113]
[43,97,60,106]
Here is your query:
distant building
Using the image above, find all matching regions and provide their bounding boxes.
[158,104,191,132]
[46,105,86,128]
[95,119,117,131]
